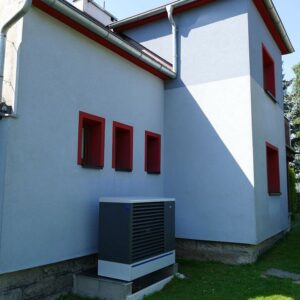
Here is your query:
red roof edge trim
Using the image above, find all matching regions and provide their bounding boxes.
[32,0,170,80]
[252,0,288,55]
[114,0,214,32]
[113,0,289,55]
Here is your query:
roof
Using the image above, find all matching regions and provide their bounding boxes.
[109,0,294,55]
[32,0,175,80]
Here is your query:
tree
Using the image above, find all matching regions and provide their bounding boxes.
[293,63,300,99]
[284,63,300,177]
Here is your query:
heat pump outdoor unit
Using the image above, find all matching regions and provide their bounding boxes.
[98,197,175,281]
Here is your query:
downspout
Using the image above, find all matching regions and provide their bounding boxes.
[166,4,178,76]
[0,0,32,116]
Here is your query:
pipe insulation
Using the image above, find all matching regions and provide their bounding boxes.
[0,0,32,105]
[166,4,178,76]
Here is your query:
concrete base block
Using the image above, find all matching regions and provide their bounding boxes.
[0,255,97,300]
[74,264,177,300]
[74,275,132,300]
[126,276,173,300]
[176,231,286,265]
[0,289,22,300]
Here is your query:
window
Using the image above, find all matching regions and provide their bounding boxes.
[262,44,276,99]
[112,121,133,171]
[145,131,161,174]
[266,143,280,194]
[77,111,105,168]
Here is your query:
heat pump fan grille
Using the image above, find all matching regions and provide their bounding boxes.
[132,202,165,262]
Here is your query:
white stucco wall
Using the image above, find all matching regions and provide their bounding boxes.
[165,76,256,243]
[0,7,165,274]
[248,1,289,242]
[126,0,258,244]
[0,0,290,275]
[165,4,258,243]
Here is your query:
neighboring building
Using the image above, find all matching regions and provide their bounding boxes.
[0,0,294,298]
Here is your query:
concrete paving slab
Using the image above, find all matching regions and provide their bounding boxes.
[263,268,300,281]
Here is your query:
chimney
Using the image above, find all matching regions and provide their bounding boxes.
[72,0,117,25]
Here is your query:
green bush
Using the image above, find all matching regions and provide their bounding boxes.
[288,166,298,219]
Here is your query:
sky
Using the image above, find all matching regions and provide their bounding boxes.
[97,0,299,81]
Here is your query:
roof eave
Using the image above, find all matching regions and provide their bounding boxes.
[32,0,175,80]
[110,0,294,55]
[263,0,294,54]
[109,0,214,31]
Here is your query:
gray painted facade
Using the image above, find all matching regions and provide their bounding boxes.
[0,8,165,274]
[0,0,291,274]
[125,0,289,244]
[248,0,288,243]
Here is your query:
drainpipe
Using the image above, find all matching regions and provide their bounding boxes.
[166,4,178,76]
[0,0,32,116]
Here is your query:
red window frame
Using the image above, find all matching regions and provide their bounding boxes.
[112,121,133,172]
[262,44,276,99]
[266,142,280,194]
[77,111,105,169]
[145,131,161,174]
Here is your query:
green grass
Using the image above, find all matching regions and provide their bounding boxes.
[145,220,300,300]
[58,295,102,300]
[61,218,300,300]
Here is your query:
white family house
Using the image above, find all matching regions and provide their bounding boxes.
[0,0,294,298]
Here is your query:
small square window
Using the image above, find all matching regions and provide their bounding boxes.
[266,142,280,194]
[77,111,105,168]
[112,121,133,172]
[262,44,276,99]
[145,131,161,174]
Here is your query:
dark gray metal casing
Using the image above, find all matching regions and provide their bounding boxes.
[99,199,175,264]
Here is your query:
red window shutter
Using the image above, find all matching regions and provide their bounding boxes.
[145,131,161,174]
[262,44,276,98]
[112,121,133,172]
[266,143,280,194]
[77,111,105,168]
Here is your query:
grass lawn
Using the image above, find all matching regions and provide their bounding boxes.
[60,219,300,300]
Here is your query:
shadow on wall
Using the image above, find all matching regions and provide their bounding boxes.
[163,80,257,243]
[162,9,260,240]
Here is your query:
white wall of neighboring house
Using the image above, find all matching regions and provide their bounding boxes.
[72,0,117,26]
[0,7,165,274]
[0,0,24,109]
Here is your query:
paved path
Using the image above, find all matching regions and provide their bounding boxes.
[262,268,300,284]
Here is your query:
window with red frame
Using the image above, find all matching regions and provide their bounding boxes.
[112,121,133,171]
[145,131,161,174]
[262,45,276,99]
[266,143,280,194]
[77,111,105,168]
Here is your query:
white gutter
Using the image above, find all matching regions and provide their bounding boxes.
[264,0,294,53]
[42,0,176,78]
[166,4,178,75]
[0,0,32,114]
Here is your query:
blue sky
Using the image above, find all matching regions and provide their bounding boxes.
[102,0,299,80]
